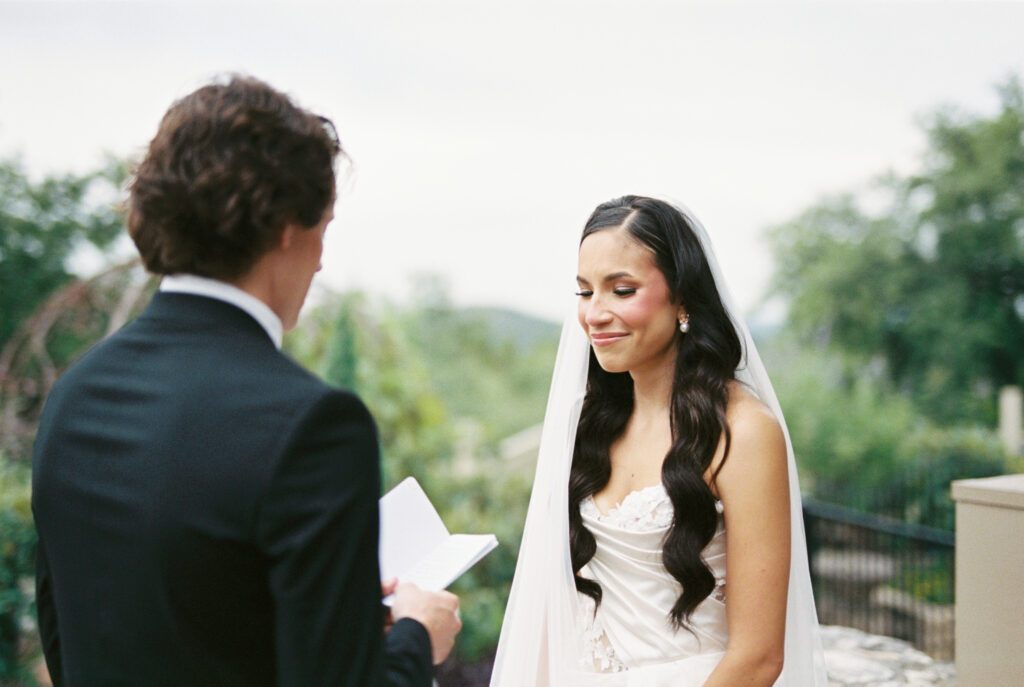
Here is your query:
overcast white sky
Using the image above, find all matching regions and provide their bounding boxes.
[2,1,1022,321]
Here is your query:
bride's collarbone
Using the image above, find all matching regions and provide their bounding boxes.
[596,431,723,510]
[596,444,668,513]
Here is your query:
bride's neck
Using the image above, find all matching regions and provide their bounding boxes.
[630,362,674,419]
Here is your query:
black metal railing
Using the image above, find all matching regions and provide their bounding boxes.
[803,498,956,661]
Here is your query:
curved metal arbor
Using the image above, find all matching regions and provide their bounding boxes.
[0,260,155,460]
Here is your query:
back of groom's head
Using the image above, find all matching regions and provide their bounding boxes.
[127,75,343,281]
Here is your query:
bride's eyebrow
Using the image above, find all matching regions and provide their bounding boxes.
[576,271,636,285]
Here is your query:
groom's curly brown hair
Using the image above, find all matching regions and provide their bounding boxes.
[127,75,343,281]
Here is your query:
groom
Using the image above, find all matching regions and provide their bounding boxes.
[31,76,460,686]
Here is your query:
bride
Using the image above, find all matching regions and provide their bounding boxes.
[490,196,827,686]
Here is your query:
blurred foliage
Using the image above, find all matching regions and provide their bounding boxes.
[0,157,127,350]
[0,454,36,682]
[440,469,533,660]
[400,276,559,445]
[768,77,1024,425]
[286,291,456,488]
[767,336,1010,531]
[898,560,954,605]
[286,285,558,661]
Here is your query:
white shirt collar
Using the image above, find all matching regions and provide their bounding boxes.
[159,274,283,349]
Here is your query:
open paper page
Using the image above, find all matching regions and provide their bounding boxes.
[379,477,498,604]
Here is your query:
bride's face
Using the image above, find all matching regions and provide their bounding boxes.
[576,227,684,376]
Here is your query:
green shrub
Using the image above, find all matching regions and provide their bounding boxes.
[893,426,1006,531]
[771,342,1010,529]
[0,455,36,678]
[440,468,533,661]
[897,560,954,605]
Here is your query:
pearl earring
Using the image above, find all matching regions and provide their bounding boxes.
[678,315,690,333]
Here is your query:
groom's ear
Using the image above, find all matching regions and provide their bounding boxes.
[277,223,299,251]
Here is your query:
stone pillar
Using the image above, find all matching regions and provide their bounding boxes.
[998,386,1022,457]
[951,474,1024,686]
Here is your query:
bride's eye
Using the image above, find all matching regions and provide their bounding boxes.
[575,290,593,298]
[614,288,637,296]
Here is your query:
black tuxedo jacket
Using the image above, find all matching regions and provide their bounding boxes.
[31,292,433,687]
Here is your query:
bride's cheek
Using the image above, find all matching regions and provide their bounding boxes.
[623,295,657,325]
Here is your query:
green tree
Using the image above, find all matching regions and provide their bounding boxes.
[323,298,359,390]
[285,292,455,489]
[767,339,1007,530]
[768,78,1024,424]
[0,157,126,349]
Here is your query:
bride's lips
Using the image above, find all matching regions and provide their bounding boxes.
[590,332,629,346]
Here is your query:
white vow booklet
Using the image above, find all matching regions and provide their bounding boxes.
[379,477,498,605]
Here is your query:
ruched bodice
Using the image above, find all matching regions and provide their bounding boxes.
[575,483,728,684]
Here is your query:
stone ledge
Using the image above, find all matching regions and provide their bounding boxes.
[822,625,956,686]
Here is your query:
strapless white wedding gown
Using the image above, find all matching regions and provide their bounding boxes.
[573,483,728,686]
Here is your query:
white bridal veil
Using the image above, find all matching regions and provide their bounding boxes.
[490,201,828,686]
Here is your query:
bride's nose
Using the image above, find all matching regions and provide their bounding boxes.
[583,296,614,328]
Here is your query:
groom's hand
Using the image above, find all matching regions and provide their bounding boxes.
[381,578,399,633]
[390,583,462,665]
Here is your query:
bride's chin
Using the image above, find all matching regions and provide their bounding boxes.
[592,353,629,374]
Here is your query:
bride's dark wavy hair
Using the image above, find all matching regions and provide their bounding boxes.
[568,195,742,629]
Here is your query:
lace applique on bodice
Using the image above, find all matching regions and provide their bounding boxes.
[577,483,728,673]
[581,483,675,531]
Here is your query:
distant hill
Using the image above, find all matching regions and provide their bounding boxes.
[460,306,561,350]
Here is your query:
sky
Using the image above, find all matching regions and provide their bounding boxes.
[2,1,1022,322]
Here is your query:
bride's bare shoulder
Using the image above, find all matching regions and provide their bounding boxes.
[713,382,786,475]
[725,381,780,434]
